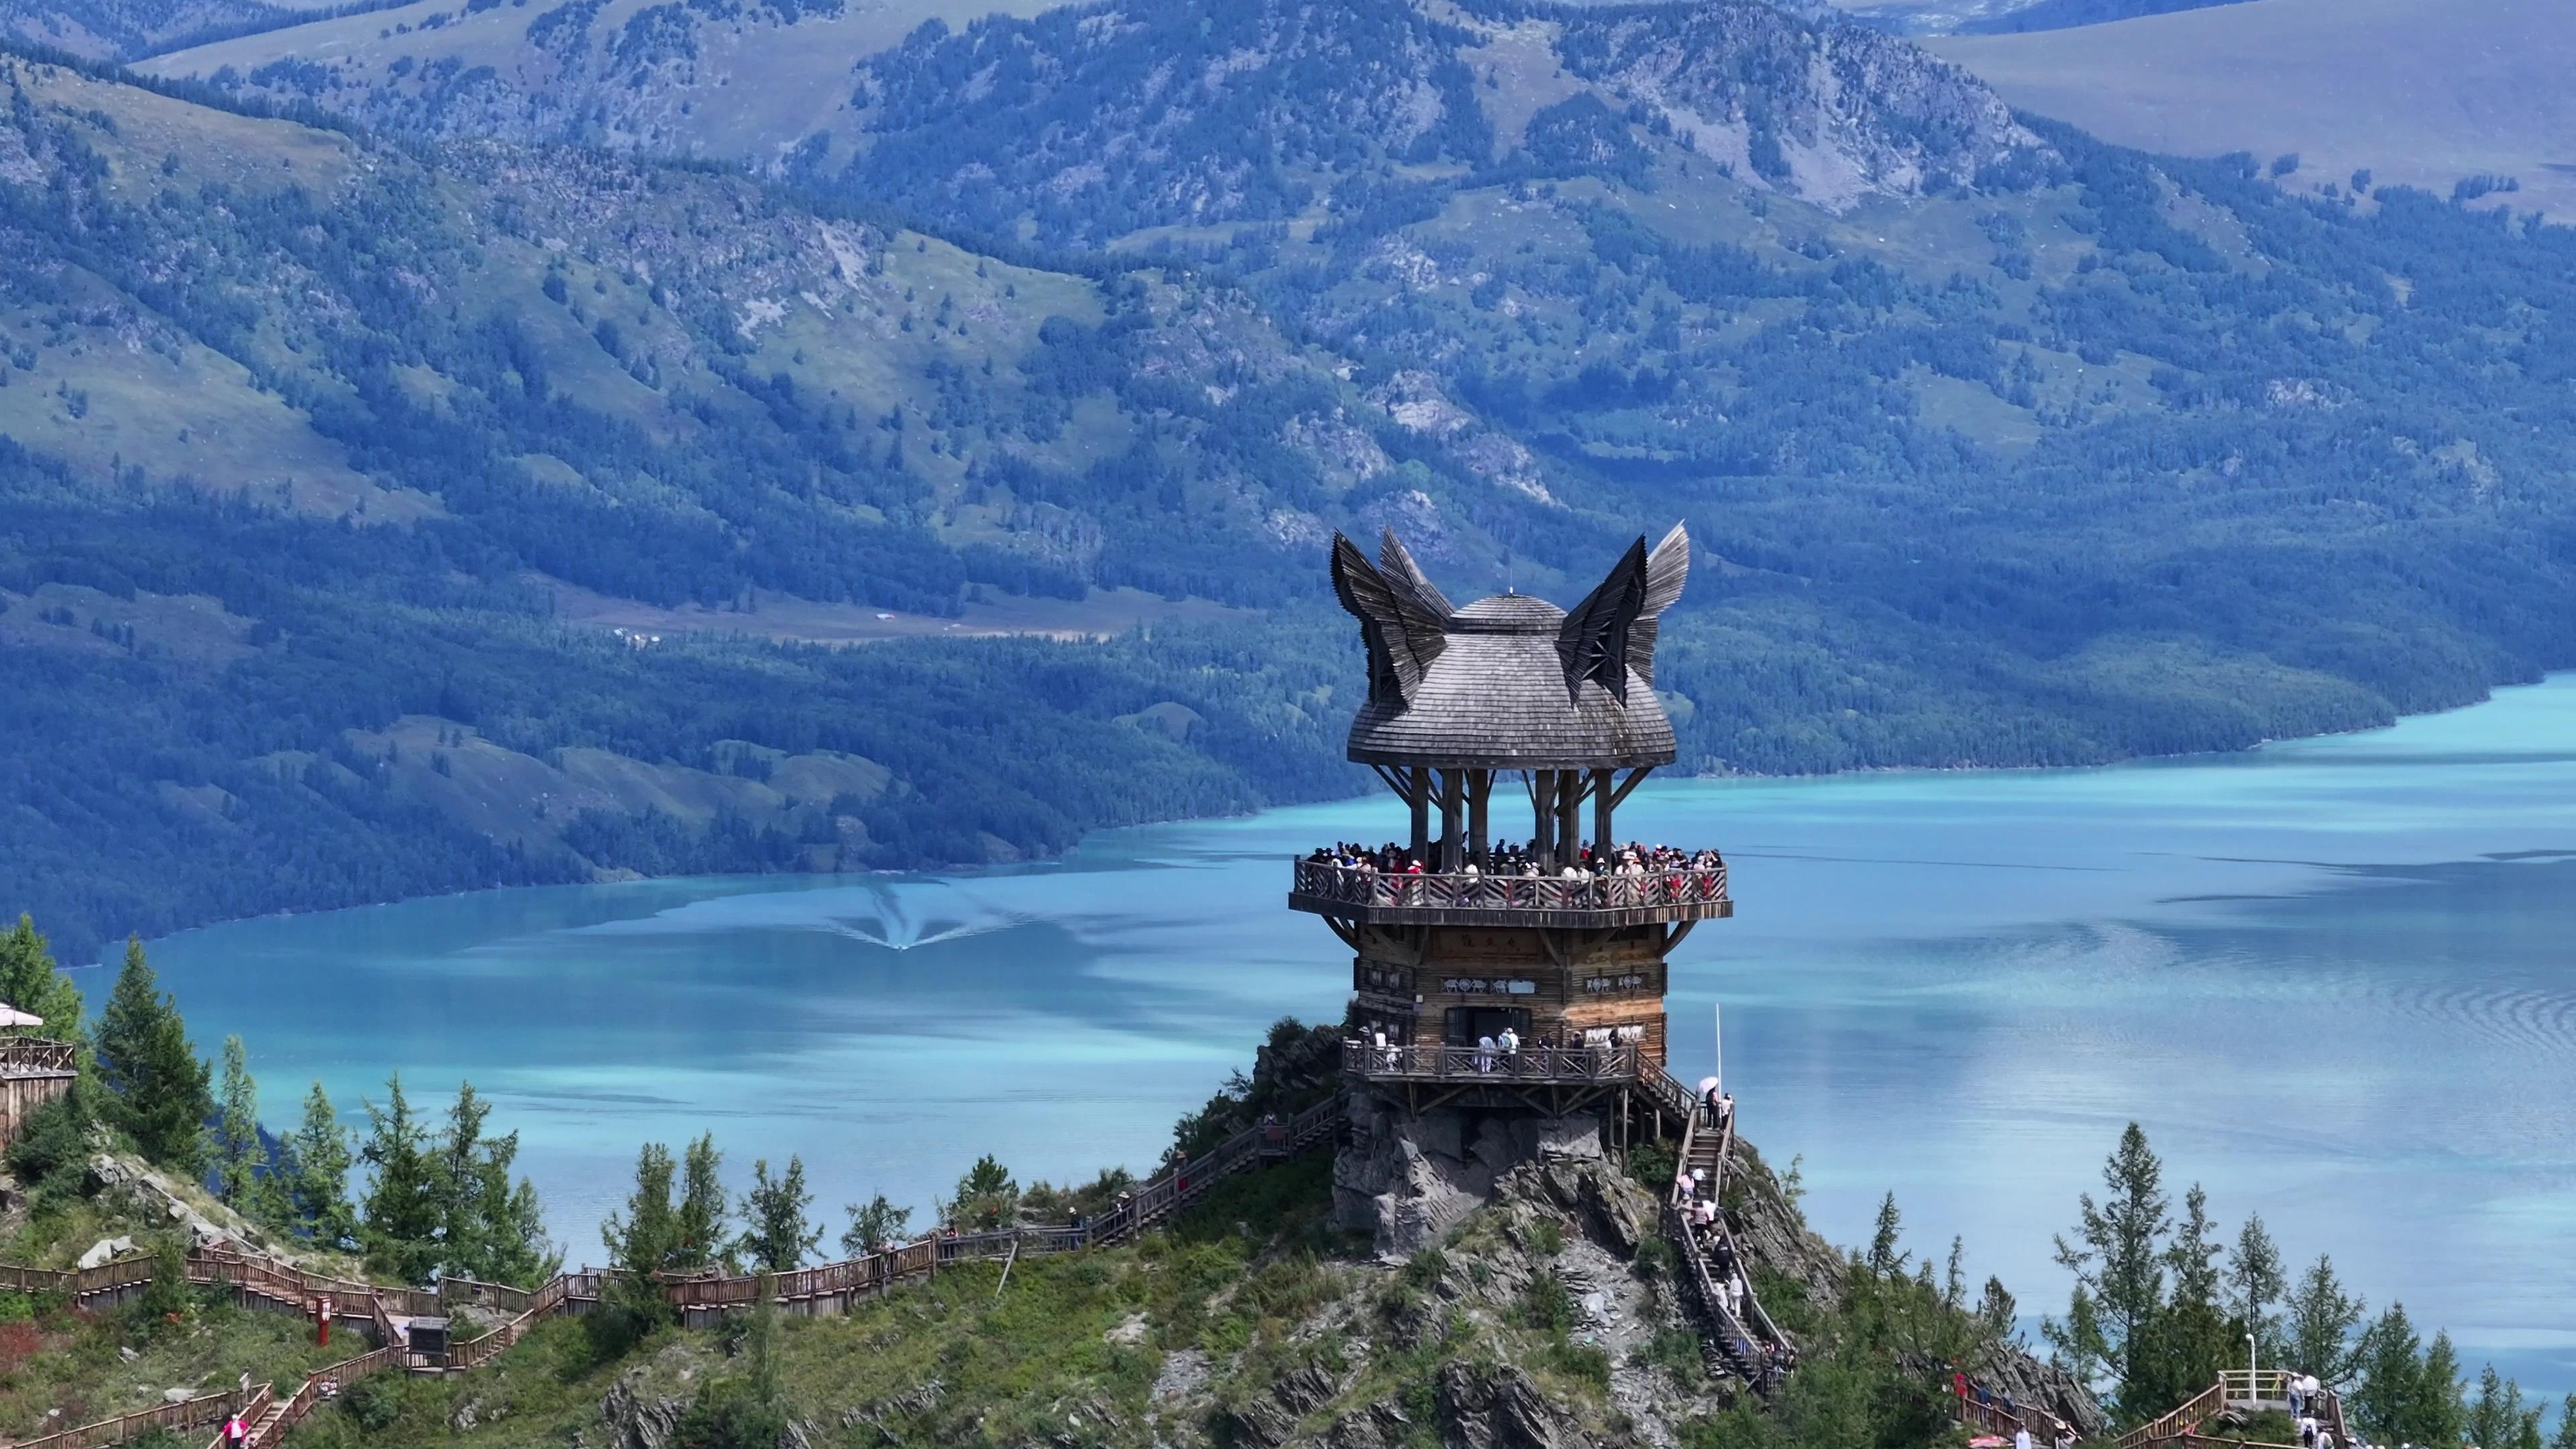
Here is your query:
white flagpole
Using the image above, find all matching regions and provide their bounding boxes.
[1712,1000,1723,1091]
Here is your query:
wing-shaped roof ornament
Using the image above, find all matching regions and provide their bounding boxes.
[1557,523,1689,703]
[1332,532,1449,706]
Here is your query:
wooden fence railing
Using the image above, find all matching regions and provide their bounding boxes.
[9,1089,1354,1449]
[2116,1378,2232,1449]
[1342,1040,1643,1083]
[11,1385,247,1449]
[0,1038,77,1074]
[1291,859,1728,914]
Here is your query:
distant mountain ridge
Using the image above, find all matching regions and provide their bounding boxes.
[142,0,2045,222]
[13,0,2576,957]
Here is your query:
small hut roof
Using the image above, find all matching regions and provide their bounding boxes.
[1331,526,1690,771]
[0,1005,43,1028]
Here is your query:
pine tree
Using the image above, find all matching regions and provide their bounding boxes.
[213,1036,266,1210]
[284,1081,358,1248]
[2551,1394,2576,1449]
[93,938,212,1173]
[841,1193,912,1257]
[2227,1213,2288,1364]
[2286,1254,2365,1385]
[735,1156,820,1273]
[674,1132,729,1271]
[2051,1122,2169,1413]
[0,914,83,1041]
[360,1075,441,1283]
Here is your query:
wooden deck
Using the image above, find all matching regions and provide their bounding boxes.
[1290,858,1731,927]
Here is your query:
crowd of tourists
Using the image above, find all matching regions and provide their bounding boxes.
[1361,1023,1650,1074]
[1307,840,1725,877]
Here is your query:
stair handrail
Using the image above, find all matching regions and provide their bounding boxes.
[2114,1376,2229,1449]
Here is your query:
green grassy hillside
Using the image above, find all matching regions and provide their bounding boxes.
[1931,0,2576,217]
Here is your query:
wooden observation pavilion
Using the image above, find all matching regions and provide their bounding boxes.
[1292,525,1727,1112]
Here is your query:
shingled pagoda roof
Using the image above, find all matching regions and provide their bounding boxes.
[1330,526,1689,771]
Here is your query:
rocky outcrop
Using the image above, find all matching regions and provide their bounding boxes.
[1219,1358,1350,1448]
[1434,1362,1584,1449]
[1334,1097,1611,1258]
[600,1368,686,1449]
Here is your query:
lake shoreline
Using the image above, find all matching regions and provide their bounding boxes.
[95,670,2555,969]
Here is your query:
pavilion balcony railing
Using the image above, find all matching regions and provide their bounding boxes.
[1343,1040,1643,1084]
[0,1038,76,1074]
[1291,859,1727,916]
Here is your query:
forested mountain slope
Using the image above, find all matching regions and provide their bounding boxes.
[9,0,2576,958]
[135,0,1049,153]
[0,0,307,62]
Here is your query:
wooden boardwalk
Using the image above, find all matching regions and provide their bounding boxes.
[6,1065,1805,1446]
[4,1095,1346,1449]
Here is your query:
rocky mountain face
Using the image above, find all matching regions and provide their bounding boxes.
[153,0,2045,225]
[837,0,2046,232]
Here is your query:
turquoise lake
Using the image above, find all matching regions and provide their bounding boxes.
[139,676,2576,1397]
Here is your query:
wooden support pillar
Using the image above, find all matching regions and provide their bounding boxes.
[1466,769,1491,865]
[1438,769,1462,872]
[1556,769,1582,867]
[1532,771,1556,864]
[1407,767,1430,863]
[1592,767,1615,860]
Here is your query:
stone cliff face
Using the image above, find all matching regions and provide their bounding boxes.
[1332,1098,2104,1440]
[1334,1095,1623,1258]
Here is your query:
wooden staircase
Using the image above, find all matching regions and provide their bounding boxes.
[1656,1071,1796,1396]
[2114,1370,2352,1449]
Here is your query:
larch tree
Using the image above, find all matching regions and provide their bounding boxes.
[2227,1213,2289,1365]
[2411,1331,2466,1448]
[2051,1122,2169,1414]
[2349,1303,2420,1443]
[2286,1254,2365,1385]
[841,1193,912,1257]
[285,1080,358,1249]
[2151,1183,2233,1408]
[0,914,84,1041]
[598,1140,682,1343]
[360,1074,441,1282]
[433,1081,556,1286]
[736,1156,820,1274]
[214,1034,266,1210]
[93,937,212,1173]
[674,1133,729,1271]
